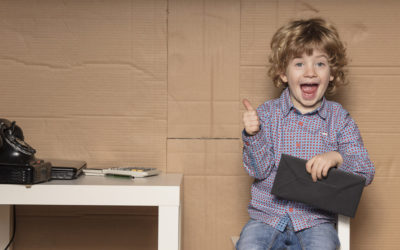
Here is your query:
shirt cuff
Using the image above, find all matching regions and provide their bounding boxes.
[242,128,267,148]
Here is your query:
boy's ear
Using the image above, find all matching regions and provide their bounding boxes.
[330,75,334,81]
[280,73,288,83]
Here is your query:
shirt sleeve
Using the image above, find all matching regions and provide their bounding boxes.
[242,104,275,180]
[337,112,375,185]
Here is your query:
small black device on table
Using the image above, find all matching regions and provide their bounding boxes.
[48,159,87,180]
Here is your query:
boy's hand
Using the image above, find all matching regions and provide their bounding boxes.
[306,151,343,182]
[242,99,260,136]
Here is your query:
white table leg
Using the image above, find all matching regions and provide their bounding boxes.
[337,215,350,250]
[0,205,12,250]
[158,205,181,250]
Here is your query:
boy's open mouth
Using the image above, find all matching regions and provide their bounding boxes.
[300,83,319,99]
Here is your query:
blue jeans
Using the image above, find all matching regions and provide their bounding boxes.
[236,219,340,250]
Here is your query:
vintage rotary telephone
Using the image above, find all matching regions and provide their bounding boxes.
[0,119,37,165]
[0,119,51,184]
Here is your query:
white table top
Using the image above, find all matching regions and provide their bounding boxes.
[0,173,183,206]
[41,173,183,187]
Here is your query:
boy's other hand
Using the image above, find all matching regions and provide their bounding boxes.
[306,151,344,182]
[242,99,260,136]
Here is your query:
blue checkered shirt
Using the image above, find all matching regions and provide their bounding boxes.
[242,88,375,232]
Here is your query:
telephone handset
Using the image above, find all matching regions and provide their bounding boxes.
[0,119,37,165]
[0,119,52,184]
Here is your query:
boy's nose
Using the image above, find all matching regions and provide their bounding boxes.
[304,65,317,78]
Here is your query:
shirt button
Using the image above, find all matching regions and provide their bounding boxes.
[298,121,303,126]
[289,208,293,212]
[245,142,250,146]
[296,143,301,148]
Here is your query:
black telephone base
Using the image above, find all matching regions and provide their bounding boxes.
[0,160,52,184]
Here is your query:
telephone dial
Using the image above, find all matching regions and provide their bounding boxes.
[0,119,52,184]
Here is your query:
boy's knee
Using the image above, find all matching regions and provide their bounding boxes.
[236,219,277,250]
[297,223,340,250]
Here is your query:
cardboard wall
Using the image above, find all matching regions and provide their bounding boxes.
[0,0,399,249]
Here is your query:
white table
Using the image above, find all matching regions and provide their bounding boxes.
[0,173,182,250]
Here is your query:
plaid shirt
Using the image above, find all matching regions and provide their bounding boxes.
[242,88,375,232]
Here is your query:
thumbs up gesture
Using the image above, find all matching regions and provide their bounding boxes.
[242,99,260,136]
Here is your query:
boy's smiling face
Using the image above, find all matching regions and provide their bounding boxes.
[280,49,334,114]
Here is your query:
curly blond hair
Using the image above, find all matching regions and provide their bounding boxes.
[268,18,348,95]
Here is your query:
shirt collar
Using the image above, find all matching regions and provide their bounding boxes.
[280,88,293,117]
[280,87,328,119]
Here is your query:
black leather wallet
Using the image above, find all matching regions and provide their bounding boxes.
[271,154,366,217]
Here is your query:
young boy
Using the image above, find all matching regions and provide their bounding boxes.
[236,18,375,250]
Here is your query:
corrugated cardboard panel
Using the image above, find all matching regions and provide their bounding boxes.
[15,206,158,250]
[351,177,400,249]
[242,0,400,67]
[0,0,167,169]
[167,139,245,176]
[0,1,167,250]
[0,66,166,119]
[168,0,240,138]
[276,0,400,67]
[240,66,283,110]
[0,1,132,66]
[0,0,167,72]
[331,74,400,134]
[14,117,166,169]
[362,133,400,178]
[0,1,166,119]
[182,176,252,250]
[168,101,240,138]
[240,0,278,66]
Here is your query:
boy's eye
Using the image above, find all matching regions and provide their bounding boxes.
[295,62,303,67]
[316,62,326,67]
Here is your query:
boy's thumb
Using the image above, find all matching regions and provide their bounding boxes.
[242,99,255,111]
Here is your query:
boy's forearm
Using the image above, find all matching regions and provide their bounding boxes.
[339,153,375,185]
[243,148,275,180]
[337,116,375,185]
[242,129,275,179]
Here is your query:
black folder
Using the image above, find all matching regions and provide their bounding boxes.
[271,154,366,217]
